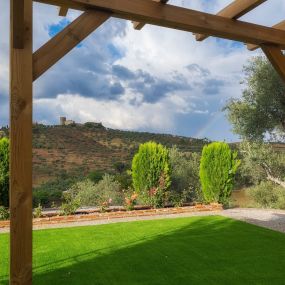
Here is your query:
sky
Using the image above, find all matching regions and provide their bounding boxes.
[1,0,285,142]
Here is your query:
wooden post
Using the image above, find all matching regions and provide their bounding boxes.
[10,0,33,284]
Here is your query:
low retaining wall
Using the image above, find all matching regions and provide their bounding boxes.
[0,203,222,229]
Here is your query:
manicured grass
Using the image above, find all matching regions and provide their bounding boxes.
[1,216,285,284]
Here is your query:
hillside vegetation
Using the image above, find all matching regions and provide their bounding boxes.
[0,124,208,188]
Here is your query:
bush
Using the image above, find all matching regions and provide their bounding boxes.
[0,206,9,221]
[132,141,171,207]
[33,204,43,218]
[60,190,81,216]
[74,175,123,211]
[169,146,202,204]
[0,138,9,207]
[199,142,240,205]
[249,181,285,209]
[88,171,104,184]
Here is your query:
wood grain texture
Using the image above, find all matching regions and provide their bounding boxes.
[33,10,110,81]
[195,0,267,41]
[261,45,285,83]
[248,20,285,51]
[132,0,168,30]
[12,0,25,48]
[34,0,285,48]
[10,0,33,284]
[58,6,68,16]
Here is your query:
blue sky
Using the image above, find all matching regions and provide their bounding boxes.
[1,0,285,141]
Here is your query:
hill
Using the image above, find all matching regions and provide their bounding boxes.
[30,123,209,187]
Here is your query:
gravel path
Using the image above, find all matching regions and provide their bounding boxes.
[221,208,285,233]
[1,208,285,233]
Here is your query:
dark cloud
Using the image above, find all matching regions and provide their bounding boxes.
[112,65,191,103]
[186,63,211,77]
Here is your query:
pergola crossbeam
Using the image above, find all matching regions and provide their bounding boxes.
[33,10,110,81]
[248,20,285,51]
[132,0,168,30]
[195,0,267,41]
[33,0,285,49]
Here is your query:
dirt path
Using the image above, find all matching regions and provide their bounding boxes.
[1,208,285,233]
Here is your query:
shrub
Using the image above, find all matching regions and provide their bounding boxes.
[74,175,123,211]
[124,189,138,211]
[60,190,81,216]
[249,181,285,209]
[33,204,43,218]
[132,141,171,207]
[0,137,9,207]
[88,171,104,184]
[199,142,240,205]
[0,206,9,221]
[169,146,202,204]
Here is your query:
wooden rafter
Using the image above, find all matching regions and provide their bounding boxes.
[10,0,33,284]
[33,10,110,80]
[195,0,267,41]
[132,0,168,30]
[33,0,285,49]
[58,6,68,16]
[261,45,285,82]
[248,20,285,51]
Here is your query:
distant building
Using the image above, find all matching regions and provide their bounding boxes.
[60,117,75,126]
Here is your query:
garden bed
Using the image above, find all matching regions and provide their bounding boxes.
[0,203,222,229]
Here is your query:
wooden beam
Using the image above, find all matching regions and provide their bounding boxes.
[12,0,25,48]
[248,20,285,51]
[261,45,285,83]
[195,0,267,41]
[10,0,33,283]
[34,0,285,49]
[132,0,168,30]
[58,6,68,16]
[33,10,110,81]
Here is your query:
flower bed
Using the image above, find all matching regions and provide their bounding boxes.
[0,203,222,229]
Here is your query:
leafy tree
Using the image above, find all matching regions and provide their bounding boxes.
[169,146,202,203]
[224,56,285,140]
[238,141,285,188]
[0,138,9,207]
[132,141,171,206]
[199,142,240,205]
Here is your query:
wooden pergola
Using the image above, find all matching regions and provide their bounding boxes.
[9,0,285,284]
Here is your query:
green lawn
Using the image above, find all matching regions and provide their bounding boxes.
[1,216,285,284]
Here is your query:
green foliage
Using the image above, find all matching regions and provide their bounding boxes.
[238,141,285,186]
[169,146,202,203]
[199,142,240,205]
[132,141,171,207]
[224,56,285,140]
[60,190,81,216]
[74,175,123,211]
[113,162,127,174]
[249,181,285,209]
[0,206,9,221]
[0,137,9,207]
[88,171,104,184]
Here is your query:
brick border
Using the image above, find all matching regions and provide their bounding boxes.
[0,204,222,229]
